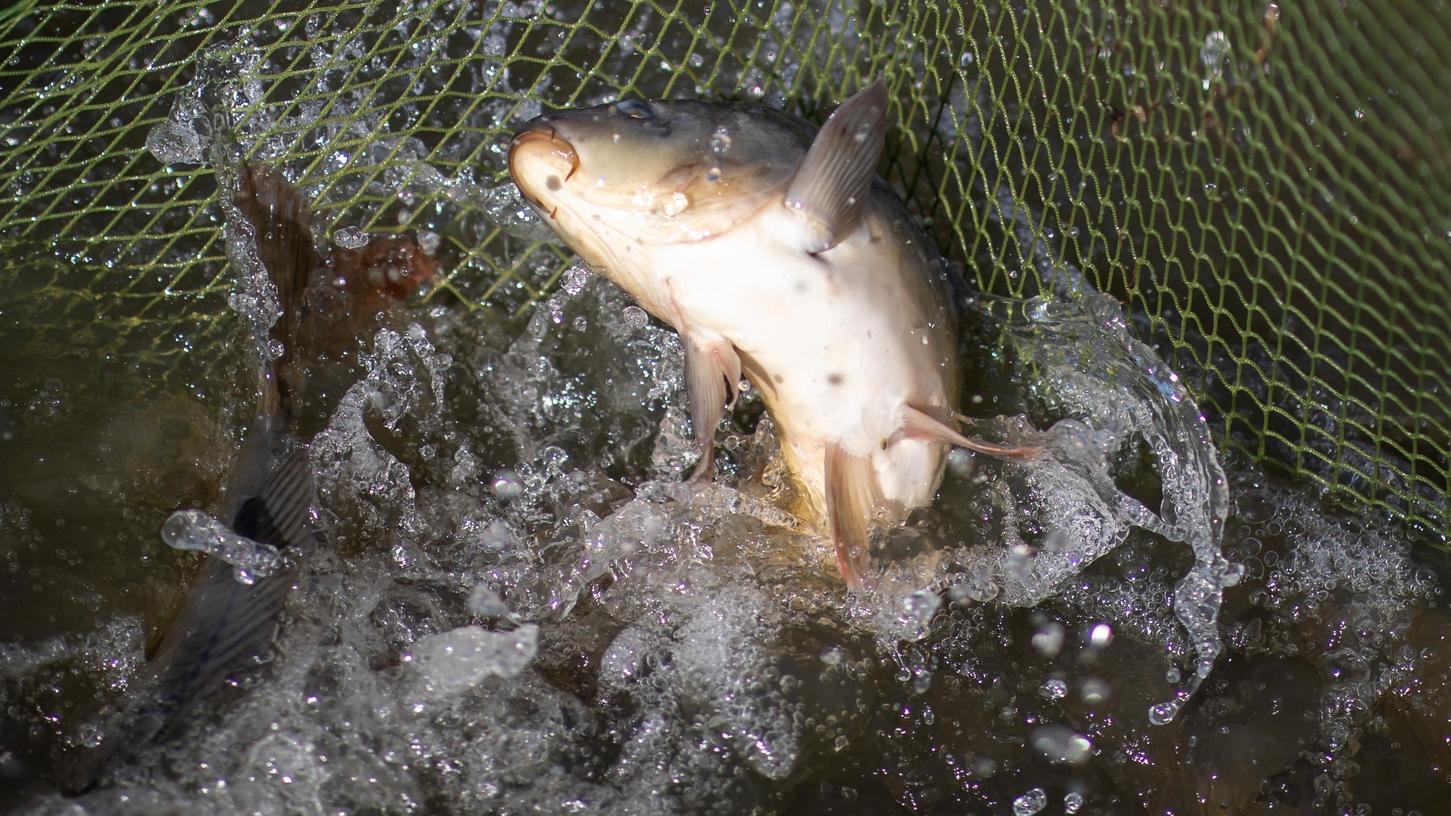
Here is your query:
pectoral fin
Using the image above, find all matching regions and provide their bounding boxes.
[683,334,742,481]
[784,79,889,253]
[825,442,883,589]
[899,405,1041,459]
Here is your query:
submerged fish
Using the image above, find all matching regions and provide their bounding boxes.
[71,164,435,788]
[509,81,1035,587]
[237,165,439,433]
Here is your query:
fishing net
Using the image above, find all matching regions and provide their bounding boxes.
[0,0,1446,546]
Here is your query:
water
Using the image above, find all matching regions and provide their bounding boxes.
[3,264,1446,813]
[1200,30,1232,90]
[159,509,285,584]
[2,2,1449,814]
[330,226,369,251]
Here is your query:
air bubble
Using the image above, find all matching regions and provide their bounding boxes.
[621,305,649,330]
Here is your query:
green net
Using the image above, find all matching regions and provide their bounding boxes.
[1,0,1446,544]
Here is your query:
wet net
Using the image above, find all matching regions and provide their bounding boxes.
[1,0,1446,545]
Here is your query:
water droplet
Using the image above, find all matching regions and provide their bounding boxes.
[1080,678,1110,706]
[1148,699,1182,725]
[491,469,523,500]
[160,509,284,581]
[1031,619,1064,657]
[1200,31,1230,90]
[1031,725,1093,764]
[654,191,690,217]
[333,225,369,249]
[1039,678,1068,699]
[1013,787,1047,816]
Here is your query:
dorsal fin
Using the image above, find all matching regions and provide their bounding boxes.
[783,79,889,253]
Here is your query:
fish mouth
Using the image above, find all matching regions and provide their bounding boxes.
[507,123,579,217]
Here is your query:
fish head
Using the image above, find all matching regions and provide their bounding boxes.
[509,98,810,265]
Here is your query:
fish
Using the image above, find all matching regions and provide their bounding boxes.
[234,164,439,433]
[70,164,436,789]
[508,80,1036,588]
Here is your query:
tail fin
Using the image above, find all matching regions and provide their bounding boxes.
[71,450,317,791]
[147,450,317,725]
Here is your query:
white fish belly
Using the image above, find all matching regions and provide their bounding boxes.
[652,202,958,519]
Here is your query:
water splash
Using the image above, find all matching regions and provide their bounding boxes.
[935,291,1237,723]
[160,509,285,584]
[405,623,539,700]
[12,263,1445,815]
[9,4,1446,810]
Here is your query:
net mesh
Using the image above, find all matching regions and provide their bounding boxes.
[1,0,1446,544]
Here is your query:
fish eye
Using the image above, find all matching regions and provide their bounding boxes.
[616,98,654,120]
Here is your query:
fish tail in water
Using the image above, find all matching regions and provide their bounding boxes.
[143,448,317,735]
[67,448,318,791]
[68,166,323,792]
